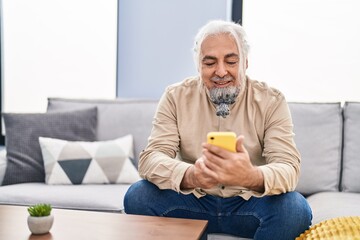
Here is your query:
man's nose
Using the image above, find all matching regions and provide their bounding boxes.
[215,63,228,77]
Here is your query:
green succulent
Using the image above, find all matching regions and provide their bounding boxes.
[27,203,52,217]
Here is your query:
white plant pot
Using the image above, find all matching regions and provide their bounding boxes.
[27,215,54,235]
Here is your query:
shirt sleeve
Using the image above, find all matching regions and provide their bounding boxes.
[138,90,193,193]
[256,93,301,196]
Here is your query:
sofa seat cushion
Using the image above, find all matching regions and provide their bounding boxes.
[0,183,130,212]
[208,234,250,240]
[306,192,360,225]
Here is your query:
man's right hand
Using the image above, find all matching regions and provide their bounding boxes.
[180,158,218,190]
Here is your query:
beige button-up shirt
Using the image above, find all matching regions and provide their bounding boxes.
[139,76,300,200]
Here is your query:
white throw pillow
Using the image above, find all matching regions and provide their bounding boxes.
[0,149,7,185]
[39,135,140,185]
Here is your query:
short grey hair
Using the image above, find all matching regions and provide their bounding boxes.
[193,20,250,76]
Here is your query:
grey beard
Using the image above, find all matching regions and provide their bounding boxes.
[209,86,240,118]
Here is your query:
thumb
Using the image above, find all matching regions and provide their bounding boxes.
[236,135,247,153]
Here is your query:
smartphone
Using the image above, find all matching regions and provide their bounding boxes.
[207,132,237,152]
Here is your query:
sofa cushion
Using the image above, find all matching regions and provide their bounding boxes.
[342,102,360,192]
[0,182,130,212]
[39,135,140,185]
[1,108,97,185]
[208,234,249,240]
[47,98,158,167]
[0,149,6,185]
[306,192,360,224]
[288,103,343,195]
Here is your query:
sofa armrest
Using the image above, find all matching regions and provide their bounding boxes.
[0,148,6,185]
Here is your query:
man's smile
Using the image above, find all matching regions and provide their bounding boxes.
[213,80,232,88]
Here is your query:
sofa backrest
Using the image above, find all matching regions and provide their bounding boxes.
[48,98,351,196]
[342,102,360,193]
[47,98,158,167]
[289,103,343,196]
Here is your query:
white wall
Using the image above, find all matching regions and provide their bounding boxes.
[3,0,359,108]
[1,0,118,113]
[243,0,360,102]
[117,0,231,99]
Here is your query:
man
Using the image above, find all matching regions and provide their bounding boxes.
[124,20,312,239]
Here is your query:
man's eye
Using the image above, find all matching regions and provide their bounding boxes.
[227,61,238,65]
[204,62,215,66]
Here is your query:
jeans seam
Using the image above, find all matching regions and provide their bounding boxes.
[161,206,217,217]
[232,211,263,225]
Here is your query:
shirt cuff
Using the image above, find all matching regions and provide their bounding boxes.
[171,162,193,193]
[254,165,273,197]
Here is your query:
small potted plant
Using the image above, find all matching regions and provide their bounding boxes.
[27,203,54,235]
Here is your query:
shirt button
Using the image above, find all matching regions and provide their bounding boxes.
[220,185,225,190]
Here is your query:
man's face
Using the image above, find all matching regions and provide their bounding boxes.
[200,33,243,118]
[200,33,241,90]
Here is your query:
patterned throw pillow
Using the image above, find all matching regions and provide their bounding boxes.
[39,135,140,185]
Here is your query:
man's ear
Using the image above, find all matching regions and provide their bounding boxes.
[246,59,248,69]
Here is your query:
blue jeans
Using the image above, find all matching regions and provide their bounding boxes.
[124,180,312,240]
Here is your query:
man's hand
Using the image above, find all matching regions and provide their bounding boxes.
[181,135,264,192]
[181,157,219,190]
[202,135,264,192]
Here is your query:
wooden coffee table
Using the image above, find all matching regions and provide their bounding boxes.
[0,205,208,240]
